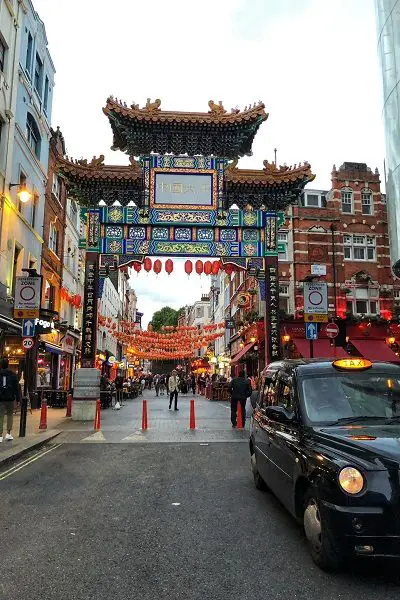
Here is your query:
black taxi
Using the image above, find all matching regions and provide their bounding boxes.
[249,357,400,571]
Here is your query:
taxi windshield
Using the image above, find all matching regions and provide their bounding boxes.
[300,371,400,425]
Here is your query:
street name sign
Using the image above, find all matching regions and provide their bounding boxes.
[14,276,41,319]
[311,264,327,276]
[305,322,318,340]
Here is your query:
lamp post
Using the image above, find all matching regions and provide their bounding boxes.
[9,183,33,204]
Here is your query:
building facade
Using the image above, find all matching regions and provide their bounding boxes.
[376,0,400,265]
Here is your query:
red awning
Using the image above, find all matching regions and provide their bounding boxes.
[230,342,255,365]
[350,339,399,363]
[294,339,349,359]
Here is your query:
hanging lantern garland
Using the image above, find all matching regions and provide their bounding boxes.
[153,259,162,274]
[165,259,173,275]
[115,322,227,360]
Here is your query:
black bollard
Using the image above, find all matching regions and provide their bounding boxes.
[19,395,28,438]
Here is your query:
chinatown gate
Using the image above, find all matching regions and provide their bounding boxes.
[59,97,314,419]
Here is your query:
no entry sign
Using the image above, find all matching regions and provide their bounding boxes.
[325,323,339,339]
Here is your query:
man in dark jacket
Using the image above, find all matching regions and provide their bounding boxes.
[229,370,252,428]
[0,358,21,441]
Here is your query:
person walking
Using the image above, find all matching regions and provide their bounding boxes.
[154,374,160,397]
[229,370,252,428]
[168,369,180,411]
[0,358,21,441]
[191,373,196,395]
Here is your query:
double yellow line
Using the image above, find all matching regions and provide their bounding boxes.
[0,443,61,481]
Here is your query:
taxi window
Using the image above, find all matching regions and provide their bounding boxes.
[275,378,295,413]
[260,372,277,407]
[300,371,400,424]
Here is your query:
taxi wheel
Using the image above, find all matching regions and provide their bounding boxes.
[251,452,268,491]
[303,490,344,571]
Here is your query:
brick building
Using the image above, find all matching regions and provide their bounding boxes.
[41,127,67,316]
[280,161,399,361]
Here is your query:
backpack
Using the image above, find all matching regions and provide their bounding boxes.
[0,371,14,400]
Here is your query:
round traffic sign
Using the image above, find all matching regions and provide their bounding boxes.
[22,338,34,350]
[325,323,339,339]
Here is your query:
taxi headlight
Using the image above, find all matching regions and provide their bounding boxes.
[338,467,365,495]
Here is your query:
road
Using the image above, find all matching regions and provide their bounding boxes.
[1,391,400,599]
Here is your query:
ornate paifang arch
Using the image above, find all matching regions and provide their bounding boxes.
[58,98,315,368]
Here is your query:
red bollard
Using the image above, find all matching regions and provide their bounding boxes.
[65,393,72,417]
[237,401,244,429]
[94,399,101,431]
[39,399,47,430]
[142,399,148,431]
[189,399,196,430]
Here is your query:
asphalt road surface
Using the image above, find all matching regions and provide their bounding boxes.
[1,441,400,600]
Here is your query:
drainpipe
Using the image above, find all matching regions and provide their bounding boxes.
[330,224,337,317]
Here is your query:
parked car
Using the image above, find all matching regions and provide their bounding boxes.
[250,357,400,570]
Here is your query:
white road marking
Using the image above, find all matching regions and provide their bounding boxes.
[82,431,106,442]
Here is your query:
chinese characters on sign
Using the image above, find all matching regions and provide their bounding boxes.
[87,210,100,249]
[154,173,213,206]
[265,214,277,251]
[265,257,280,363]
[81,253,99,368]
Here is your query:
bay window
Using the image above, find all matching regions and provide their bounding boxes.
[344,234,376,261]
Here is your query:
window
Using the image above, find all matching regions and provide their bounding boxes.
[34,53,43,96]
[70,200,78,224]
[25,32,33,74]
[361,189,373,215]
[43,76,49,112]
[343,235,375,261]
[196,306,204,319]
[278,231,288,261]
[303,192,327,208]
[17,171,26,212]
[341,189,353,213]
[52,174,60,199]
[11,245,22,298]
[43,280,55,310]
[30,193,38,228]
[26,113,41,158]
[279,283,290,313]
[395,290,400,300]
[275,378,295,413]
[0,38,6,73]
[346,288,379,316]
[49,222,59,255]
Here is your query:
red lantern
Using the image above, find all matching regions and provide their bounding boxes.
[224,263,234,276]
[154,259,162,274]
[204,261,212,276]
[195,260,203,275]
[185,260,193,275]
[74,294,82,307]
[133,262,142,273]
[144,257,152,272]
[165,259,173,275]
[212,260,220,275]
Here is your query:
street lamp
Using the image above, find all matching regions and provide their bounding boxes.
[9,183,32,203]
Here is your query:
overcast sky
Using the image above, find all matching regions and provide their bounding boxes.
[33,0,385,326]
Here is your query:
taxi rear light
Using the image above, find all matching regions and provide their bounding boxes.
[332,358,373,371]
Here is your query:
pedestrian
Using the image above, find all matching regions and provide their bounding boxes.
[154,374,160,396]
[114,373,124,408]
[159,374,166,395]
[191,373,196,395]
[0,358,21,441]
[168,369,180,411]
[228,370,252,428]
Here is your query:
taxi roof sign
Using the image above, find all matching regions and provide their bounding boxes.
[332,358,373,371]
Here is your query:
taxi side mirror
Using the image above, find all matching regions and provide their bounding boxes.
[265,405,295,424]
[250,390,260,409]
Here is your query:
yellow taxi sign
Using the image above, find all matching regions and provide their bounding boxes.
[332,358,373,371]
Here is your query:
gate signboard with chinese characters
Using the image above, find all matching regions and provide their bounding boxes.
[58,97,314,374]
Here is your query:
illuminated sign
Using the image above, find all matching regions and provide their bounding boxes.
[332,358,373,371]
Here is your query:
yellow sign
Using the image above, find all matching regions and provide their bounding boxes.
[304,313,328,323]
[13,309,39,319]
[332,358,373,371]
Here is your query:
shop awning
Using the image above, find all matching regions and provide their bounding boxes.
[0,315,22,332]
[350,339,400,363]
[44,343,63,355]
[230,342,255,365]
[294,339,349,359]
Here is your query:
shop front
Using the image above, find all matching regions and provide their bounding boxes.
[230,323,260,377]
[60,330,80,390]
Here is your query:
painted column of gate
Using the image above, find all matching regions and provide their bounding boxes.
[264,214,281,366]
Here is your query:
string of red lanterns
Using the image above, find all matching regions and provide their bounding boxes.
[130,259,239,276]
